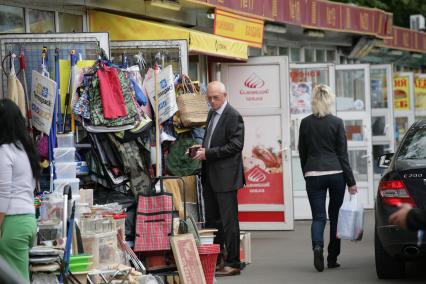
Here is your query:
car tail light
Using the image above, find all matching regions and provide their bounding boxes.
[378,180,416,207]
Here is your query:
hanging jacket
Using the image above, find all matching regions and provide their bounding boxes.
[8,74,26,118]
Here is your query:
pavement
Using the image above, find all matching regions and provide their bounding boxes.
[219,210,426,284]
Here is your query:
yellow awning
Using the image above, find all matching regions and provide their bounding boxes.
[89,10,248,61]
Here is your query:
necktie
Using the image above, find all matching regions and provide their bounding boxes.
[204,112,217,148]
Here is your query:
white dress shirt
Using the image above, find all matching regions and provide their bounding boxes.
[207,100,228,148]
[0,143,36,215]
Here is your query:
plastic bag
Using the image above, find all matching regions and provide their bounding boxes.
[336,194,364,241]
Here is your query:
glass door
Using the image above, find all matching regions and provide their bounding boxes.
[335,64,374,209]
[289,63,335,219]
[393,72,415,147]
[370,65,395,195]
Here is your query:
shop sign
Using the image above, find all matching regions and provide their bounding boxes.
[384,27,426,53]
[414,76,426,110]
[227,64,280,109]
[214,9,264,48]
[238,115,284,207]
[208,0,264,16]
[393,75,410,111]
[31,71,57,135]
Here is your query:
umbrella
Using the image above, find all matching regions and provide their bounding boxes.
[19,50,33,137]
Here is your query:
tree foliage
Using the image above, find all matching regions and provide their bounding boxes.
[331,0,426,27]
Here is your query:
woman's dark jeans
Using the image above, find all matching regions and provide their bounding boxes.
[306,173,346,263]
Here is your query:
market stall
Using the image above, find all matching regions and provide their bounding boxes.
[0,32,251,284]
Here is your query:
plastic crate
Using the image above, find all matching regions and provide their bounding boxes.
[53,147,75,163]
[55,162,77,179]
[57,133,74,148]
[53,178,80,196]
[69,262,93,273]
[70,254,92,264]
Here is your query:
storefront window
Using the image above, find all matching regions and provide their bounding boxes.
[348,150,368,182]
[304,48,314,62]
[290,48,300,62]
[336,69,366,111]
[371,69,388,108]
[0,5,24,33]
[316,49,325,62]
[326,50,336,62]
[279,47,288,56]
[414,75,426,110]
[344,120,364,141]
[189,61,198,82]
[29,9,55,33]
[266,45,277,56]
[289,68,329,114]
[395,117,409,145]
[372,116,386,136]
[59,13,83,32]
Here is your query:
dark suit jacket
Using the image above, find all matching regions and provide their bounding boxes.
[298,114,356,187]
[202,103,245,192]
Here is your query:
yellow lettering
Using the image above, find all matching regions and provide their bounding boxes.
[326,7,336,27]
[346,7,351,28]
[311,1,317,24]
[240,0,254,9]
[403,32,409,47]
[246,25,261,37]
[360,12,369,31]
[272,0,278,17]
[290,0,301,21]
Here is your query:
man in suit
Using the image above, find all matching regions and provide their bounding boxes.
[193,81,245,276]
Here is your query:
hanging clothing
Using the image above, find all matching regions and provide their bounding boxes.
[96,66,127,119]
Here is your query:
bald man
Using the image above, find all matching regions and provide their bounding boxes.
[193,81,245,276]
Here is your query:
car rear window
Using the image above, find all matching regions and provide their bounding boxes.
[398,126,426,160]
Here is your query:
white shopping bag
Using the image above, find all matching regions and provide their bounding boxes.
[336,194,364,241]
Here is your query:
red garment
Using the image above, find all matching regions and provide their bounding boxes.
[96,66,127,119]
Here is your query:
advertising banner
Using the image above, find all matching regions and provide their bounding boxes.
[414,75,426,110]
[238,115,284,206]
[227,65,280,109]
[31,71,57,134]
[393,75,410,111]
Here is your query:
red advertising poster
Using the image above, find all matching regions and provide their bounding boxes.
[238,115,284,205]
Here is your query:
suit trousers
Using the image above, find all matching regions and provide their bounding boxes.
[203,183,240,268]
[305,173,346,263]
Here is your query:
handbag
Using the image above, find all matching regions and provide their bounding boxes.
[166,136,201,176]
[337,194,364,241]
[176,75,208,127]
[134,191,174,252]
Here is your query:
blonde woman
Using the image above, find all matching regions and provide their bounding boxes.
[298,84,358,272]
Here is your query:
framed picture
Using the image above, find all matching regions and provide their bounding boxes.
[170,234,206,284]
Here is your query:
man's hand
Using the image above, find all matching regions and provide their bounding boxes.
[193,148,206,160]
[348,185,358,194]
[389,203,413,230]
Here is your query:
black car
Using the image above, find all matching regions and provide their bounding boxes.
[375,120,426,279]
